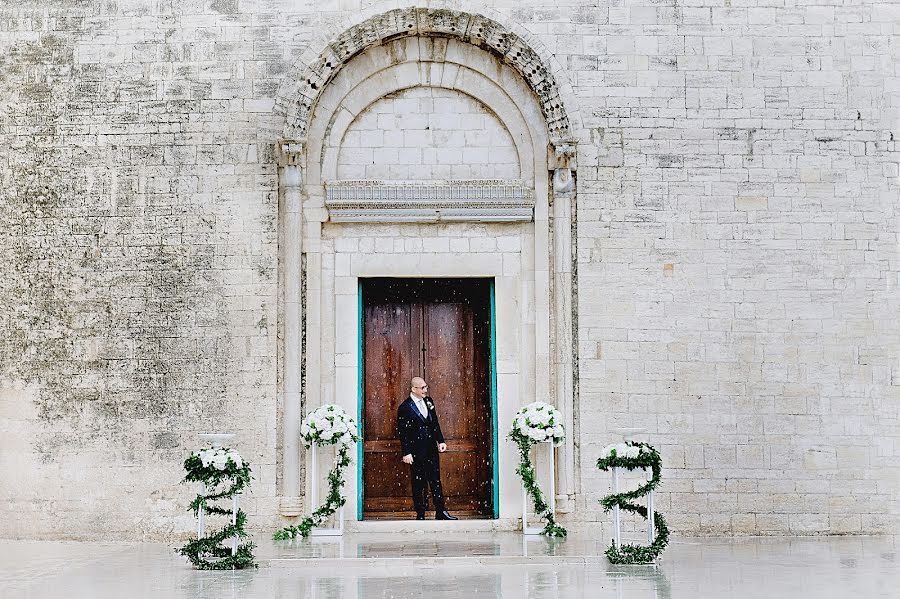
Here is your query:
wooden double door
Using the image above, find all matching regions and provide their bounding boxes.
[362,278,494,519]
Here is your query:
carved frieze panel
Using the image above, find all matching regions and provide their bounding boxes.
[325,180,534,223]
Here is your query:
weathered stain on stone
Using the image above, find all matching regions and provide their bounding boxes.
[210,0,239,15]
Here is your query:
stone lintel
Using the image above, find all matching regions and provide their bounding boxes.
[324,179,535,223]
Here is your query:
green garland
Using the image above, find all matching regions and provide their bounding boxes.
[509,429,567,537]
[176,451,256,570]
[273,442,353,540]
[596,441,669,564]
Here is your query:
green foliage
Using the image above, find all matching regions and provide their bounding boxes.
[273,443,353,540]
[176,450,256,570]
[596,441,669,564]
[509,428,567,537]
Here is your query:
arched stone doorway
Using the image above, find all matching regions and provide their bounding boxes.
[274,7,581,524]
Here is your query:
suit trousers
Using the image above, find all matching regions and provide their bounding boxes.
[410,450,445,515]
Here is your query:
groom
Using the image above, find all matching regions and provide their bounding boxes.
[397,377,458,520]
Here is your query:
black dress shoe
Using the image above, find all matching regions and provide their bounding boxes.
[435,510,458,520]
[416,513,425,520]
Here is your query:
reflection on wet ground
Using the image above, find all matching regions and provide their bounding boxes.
[2,532,897,599]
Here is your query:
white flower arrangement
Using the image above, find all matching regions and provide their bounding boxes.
[300,404,359,447]
[511,401,565,445]
[600,442,643,459]
[197,447,244,471]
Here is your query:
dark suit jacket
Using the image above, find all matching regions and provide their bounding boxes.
[397,396,445,459]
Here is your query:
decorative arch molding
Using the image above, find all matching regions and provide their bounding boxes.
[273,7,581,523]
[274,5,580,154]
[310,38,541,184]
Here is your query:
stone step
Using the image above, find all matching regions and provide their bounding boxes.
[347,518,520,533]
[264,554,607,569]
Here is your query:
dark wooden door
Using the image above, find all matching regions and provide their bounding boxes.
[362,278,493,519]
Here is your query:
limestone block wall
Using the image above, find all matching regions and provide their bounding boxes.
[337,87,520,180]
[569,1,900,536]
[0,0,896,539]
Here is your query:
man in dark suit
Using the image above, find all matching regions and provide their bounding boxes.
[397,377,458,520]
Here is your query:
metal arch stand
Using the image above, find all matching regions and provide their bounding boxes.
[610,465,655,549]
[522,442,555,536]
[309,443,345,536]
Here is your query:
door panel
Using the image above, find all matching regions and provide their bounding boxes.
[362,298,419,514]
[363,302,420,441]
[361,278,493,519]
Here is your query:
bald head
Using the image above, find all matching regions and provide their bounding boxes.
[410,377,428,399]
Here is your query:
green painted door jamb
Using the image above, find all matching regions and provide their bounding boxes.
[490,280,499,519]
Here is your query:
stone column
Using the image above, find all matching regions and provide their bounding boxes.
[551,141,578,509]
[278,139,306,516]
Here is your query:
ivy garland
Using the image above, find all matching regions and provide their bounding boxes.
[509,402,567,537]
[273,405,359,540]
[272,442,353,540]
[176,448,256,570]
[596,441,669,564]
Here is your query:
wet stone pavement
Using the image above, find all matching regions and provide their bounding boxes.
[1,532,897,598]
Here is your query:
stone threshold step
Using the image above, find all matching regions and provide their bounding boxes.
[346,518,520,533]
[264,555,606,569]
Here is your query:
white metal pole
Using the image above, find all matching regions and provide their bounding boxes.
[549,444,555,514]
[311,444,318,511]
[612,467,621,548]
[522,478,528,532]
[197,482,206,539]
[232,494,238,556]
[648,489,655,543]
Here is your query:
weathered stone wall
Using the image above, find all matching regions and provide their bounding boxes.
[0,0,897,539]
[568,1,900,536]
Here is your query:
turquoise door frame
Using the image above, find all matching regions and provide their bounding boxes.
[357,280,364,520]
[356,278,500,520]
[489,279,499,518]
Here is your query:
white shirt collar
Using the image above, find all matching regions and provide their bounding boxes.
[410,395,428,415]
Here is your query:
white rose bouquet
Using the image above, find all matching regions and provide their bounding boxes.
[599,442,643,460]
[197,447,245,471]
[511,401,565,445]
[300,404,359,448]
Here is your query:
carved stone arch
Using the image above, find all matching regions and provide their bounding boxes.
[274,8,581,524]
[274,5,583,154]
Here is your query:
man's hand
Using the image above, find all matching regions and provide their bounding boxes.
[402,454,414,464]
[438,443,447,453]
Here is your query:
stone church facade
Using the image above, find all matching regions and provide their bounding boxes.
[1,0,897,539]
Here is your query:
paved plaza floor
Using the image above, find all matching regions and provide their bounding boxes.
[1,532,897,598]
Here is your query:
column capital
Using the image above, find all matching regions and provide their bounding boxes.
[550,138,577,169]
[277,138,307,166]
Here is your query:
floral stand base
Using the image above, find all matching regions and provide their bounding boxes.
[273,405,357,540]
[510,401,566,537]
[522,444,555,535]
[309,443,344,536]
[596,440,669,564]
[176,435,256,570]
